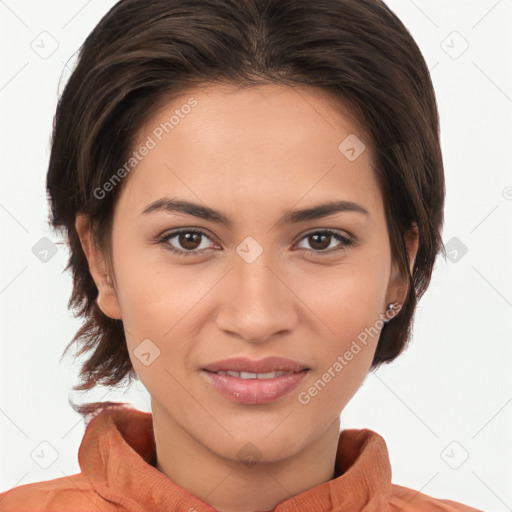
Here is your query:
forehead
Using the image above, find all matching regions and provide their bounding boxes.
[139,82,371,153]
[117,82,382,222]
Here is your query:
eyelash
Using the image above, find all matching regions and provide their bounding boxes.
[157,229,355,257]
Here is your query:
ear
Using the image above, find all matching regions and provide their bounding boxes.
[75,213,122,320]
[385,223,419,310]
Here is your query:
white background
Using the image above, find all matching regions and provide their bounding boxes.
[1,1,511,510]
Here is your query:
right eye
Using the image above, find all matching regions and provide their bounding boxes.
[158,229,217,256]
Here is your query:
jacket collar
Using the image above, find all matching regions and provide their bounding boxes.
[78,405,392,511]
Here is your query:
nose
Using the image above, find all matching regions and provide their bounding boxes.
[214,249,298,343]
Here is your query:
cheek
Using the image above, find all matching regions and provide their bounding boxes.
[111,236,189,328]
[296,254,390,337]
[293,251,389,390]
[297,299,381,416]
[111,245,217,372]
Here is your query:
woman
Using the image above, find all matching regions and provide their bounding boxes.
[0,0,482,510]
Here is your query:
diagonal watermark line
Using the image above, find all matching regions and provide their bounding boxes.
[0,472,30,501]
[265,410,294,438]
[14,472,30,487]
[60,59,94,96]
[406,0,439,29]
[470,204,499,233]
[0,408,29,438]
[200,470,233,501]
[397,472,440,511]
[61,418,89,441]
[471,265,512,308]
[374,374,440,438]
[471,0,504,30]
[264,469,293,500]
[0,62,29,92]
[12,472,30,488]
[471,471,511,510]
[0,203,29,233]
[61,390,112,440]
[472,61,512,105]
[60,471,107,512]
[61,0,92,29]
[0,0,29,28]
[471,397,512,439]
[163,368,234,438]
[291,85,337,131]
[0,265,28,296]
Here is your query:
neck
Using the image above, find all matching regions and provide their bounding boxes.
[152,402,340,512]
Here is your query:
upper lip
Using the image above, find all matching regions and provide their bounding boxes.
[203,356,309,374]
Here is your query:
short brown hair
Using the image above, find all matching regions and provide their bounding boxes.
[47,0,445,414]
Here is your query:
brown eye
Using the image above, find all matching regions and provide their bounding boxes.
[307,233,331,251]
[297,230,354,255]
[159,230,215,256]
[177,232,203,250]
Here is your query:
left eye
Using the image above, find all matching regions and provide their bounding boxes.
[296,230,354,254]
[158,229,354,257]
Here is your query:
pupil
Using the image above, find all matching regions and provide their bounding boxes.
[180,233,201,249]
[311,234,329,250]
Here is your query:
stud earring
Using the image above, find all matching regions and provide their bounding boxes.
[383,301,402,323]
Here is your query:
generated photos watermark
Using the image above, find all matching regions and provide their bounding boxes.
[297,303,402,405]
[93,97,198,200]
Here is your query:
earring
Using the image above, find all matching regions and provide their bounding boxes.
[383,301,401,323]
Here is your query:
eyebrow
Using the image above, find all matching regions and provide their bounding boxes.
[140,197,369,228]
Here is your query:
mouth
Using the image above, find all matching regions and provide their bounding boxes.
[201,356,310,405]
[202,356,310,374]
[208,370,293,379]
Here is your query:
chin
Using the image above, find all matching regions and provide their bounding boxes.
[213,424,310,465]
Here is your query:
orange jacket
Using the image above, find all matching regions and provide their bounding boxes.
[0,405,481,511]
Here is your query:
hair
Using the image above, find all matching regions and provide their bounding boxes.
[46,0,445,419]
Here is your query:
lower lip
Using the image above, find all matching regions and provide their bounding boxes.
[201,370,308,405]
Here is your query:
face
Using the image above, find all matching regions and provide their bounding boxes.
[78,83,416,464]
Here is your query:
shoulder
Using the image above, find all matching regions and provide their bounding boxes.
[388,483,483,512]
[0,473,118,511]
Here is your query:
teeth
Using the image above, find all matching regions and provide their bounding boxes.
[216,370,288,379]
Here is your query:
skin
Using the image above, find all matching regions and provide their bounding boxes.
[76,83,418,512]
